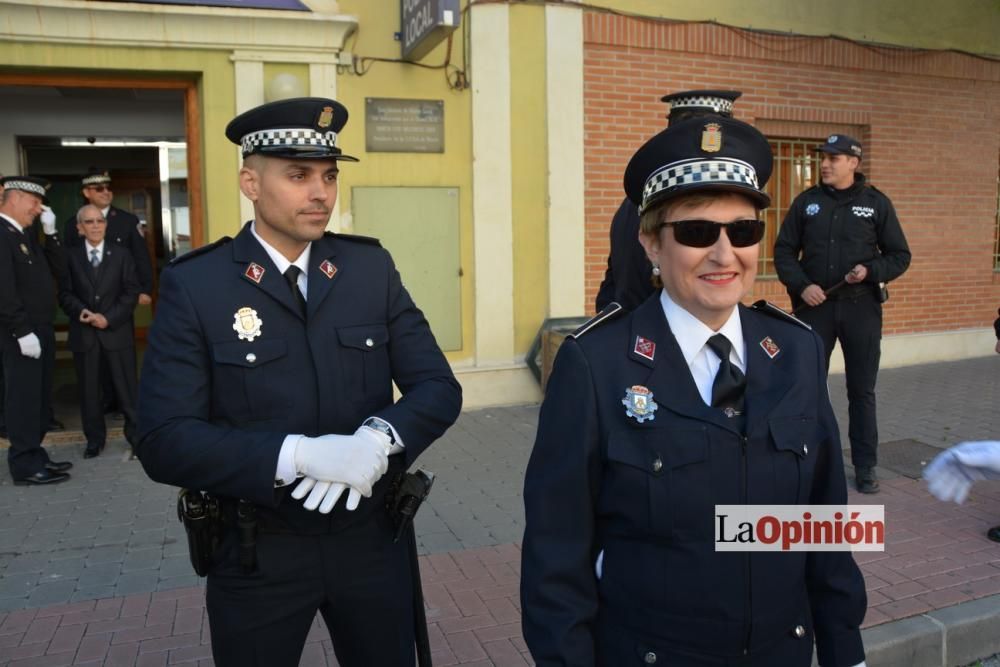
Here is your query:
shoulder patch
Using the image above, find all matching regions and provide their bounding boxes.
[750,300,812,330]
[326,231,382,247]
[569,302,624,339]
[169,236,232,266]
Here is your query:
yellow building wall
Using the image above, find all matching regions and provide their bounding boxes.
[335,1,474,363]
[590,0,999,55]
[509,4,550,354]
[0,43,239,242]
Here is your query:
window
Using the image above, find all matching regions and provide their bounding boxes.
[760,138,823,277]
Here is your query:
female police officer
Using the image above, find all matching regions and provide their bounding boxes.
[521,116,868,667]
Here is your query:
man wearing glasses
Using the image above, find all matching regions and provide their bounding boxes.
[65,170,153,306]
[774,135,911,494]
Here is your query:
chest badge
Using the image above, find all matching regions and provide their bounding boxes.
[805,203,820,216]
[633,336,656,362]
[233,307,263,342]
[759,336,780,359]
[19,243,29,255]
[244,262,265,284]
[319,259,338,279]
[622,385,657,423]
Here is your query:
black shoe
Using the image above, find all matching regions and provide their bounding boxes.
[44,460,73,473]
[13,469,70,486]
[855,466,880,494]
[47,419,65,432]
[987,526,1000,543]
[83,443,103,459]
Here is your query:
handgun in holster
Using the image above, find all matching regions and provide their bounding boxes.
[386,469,435,543]
[177,489,222,577]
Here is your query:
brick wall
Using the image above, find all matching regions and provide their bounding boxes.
[584,14,1000,335]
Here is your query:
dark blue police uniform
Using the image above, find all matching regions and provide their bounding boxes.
[524,114,866,667]
[136,98,462,667]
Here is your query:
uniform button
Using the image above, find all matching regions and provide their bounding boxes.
[652,458,663,473]
[793,624,806,638]
[644,651,657,664]
[365,338,374,347]
[246,353,257,363]
[802,444,809,455]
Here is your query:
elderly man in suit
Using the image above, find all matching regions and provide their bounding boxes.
[59,204,140,458]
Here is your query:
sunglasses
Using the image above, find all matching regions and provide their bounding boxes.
[86,185,111,193]
[660,219,765,248]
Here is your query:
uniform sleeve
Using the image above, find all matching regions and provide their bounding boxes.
[864,194,911,285]
[135,266,285,506]
[521,338,602,667]
[42,231,69,289]
[805,331,867,667]
[0,236,33,338]
[371,249,462,466]
[773,197,813,297]
[126,219,155,294]
[103,254,139,330]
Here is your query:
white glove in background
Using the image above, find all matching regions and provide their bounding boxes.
[40,206,57,235]
[924,440,1000,504]
[17,333,42,359]
[291,426,392,513]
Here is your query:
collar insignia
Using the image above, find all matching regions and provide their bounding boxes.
[245,262,265,284]
[633,336,656,362]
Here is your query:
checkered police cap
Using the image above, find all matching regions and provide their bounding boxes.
[0,176,50,204]
[661,89,742,123]
[82,171,111,186]
[625,115,773,214]
[226,97,358,161]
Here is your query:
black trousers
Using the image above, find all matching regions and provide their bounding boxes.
[3,325,56,478]
[797,292,882,467]
[206,509,416,667]
[73,343,138,447]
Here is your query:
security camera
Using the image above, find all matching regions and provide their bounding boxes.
[87,137,96,144]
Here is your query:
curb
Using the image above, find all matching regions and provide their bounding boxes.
[861,593,1000,667]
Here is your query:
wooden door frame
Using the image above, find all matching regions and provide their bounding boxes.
[0,72,204,249]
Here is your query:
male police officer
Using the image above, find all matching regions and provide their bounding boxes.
[0,177,73,485]
[136,97,462,666]
[595,90,742,312]
[774,135,911,494]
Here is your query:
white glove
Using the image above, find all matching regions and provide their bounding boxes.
[290,426,392,513]
[17,333,41,359]
[40,206,57,235]
[924,441,1000,504]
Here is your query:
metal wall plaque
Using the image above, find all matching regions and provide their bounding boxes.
[365,98,445,154]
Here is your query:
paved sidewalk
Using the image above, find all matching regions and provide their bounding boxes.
[0,356,997,665]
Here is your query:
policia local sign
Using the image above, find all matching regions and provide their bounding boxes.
[401,0,460,61]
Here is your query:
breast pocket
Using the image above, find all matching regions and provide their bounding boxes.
[606,427,709,540]
[769,416,817,503]
[336,324,390,405]
[211,338,291,420]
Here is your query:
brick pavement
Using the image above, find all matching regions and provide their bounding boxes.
[0,356,997,665]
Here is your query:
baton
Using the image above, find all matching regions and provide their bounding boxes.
[791,278,847,315]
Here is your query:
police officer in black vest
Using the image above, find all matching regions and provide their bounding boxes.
[774,135,911,494]
[136,97,462,666]
[522,117,867,666]
[595,90,741,312]
[0,177,74,485]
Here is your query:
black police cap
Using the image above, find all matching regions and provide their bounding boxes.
[624,115,773,214]
[81,169,111,187]
[661,89,742,122]
[225,97,359,161]
[816,134,862,159]
[0,176,51,205]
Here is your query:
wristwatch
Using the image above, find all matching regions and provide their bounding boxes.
[362,416,396,445]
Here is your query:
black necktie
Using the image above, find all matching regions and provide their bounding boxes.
[283,266,307,317]
[707,334,746,414]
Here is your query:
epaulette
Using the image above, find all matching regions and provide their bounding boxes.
[750,300,811,330]
[169,236,232,266]
[568,302,624,339]
[325,231,382,247]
